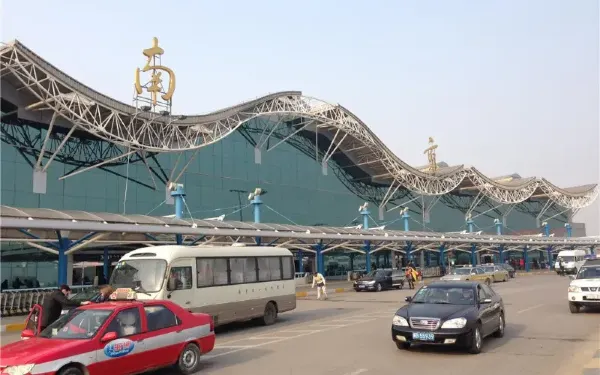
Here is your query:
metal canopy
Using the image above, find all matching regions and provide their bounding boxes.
[1,206,597,255]
[1,39,597,211]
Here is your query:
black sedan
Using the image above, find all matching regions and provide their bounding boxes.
[498,263,516,278]
[391,281,505,354]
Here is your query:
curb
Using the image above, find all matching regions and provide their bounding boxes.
[0,321,26,333]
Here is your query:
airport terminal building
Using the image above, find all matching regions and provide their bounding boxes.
[1,40,597,287]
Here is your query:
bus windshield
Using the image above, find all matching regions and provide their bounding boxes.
[558,256,575,262]
[110,259,167,293]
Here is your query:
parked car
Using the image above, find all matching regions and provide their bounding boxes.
[354,269,405,292]
[498,263,516,278]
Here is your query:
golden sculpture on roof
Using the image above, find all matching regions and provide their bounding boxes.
[134,37,176,109]
[423,137,438,173]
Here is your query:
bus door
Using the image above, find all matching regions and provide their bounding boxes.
[166,258,195,311]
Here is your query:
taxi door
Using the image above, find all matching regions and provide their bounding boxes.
[92,306,150,375]
[23,304,43,337]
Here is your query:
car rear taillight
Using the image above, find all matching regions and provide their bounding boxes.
[210,317,214,332]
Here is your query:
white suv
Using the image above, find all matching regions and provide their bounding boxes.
[567,257,600,313]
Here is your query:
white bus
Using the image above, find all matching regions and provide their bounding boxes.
[109,245,296,326]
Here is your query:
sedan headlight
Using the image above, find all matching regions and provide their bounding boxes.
[5,364,35,375]
[568,286,581,293]
[441,317,467,329]
[392,315,409,326]
[367,280,376,285]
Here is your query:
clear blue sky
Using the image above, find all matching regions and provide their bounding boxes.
[2,0,599,233]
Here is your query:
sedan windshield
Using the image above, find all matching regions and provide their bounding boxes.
[412,286,476,305]
[365,270,384,278]
[482,266,495,273]
[39,309,112,339]
[110,259,167,292]
[576,266,600,280]
[451,268,471,275]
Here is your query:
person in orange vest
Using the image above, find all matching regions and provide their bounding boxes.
[405,264,418,289]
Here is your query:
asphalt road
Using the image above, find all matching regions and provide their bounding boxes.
[2,275,599,375]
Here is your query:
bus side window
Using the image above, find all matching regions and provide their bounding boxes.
[282,257,294,280]
[168,267,192,290]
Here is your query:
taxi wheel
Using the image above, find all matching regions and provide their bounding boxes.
[261,302,278,326]
[58,366,83,375]
[467,324,483,354]
[177,343,201,375]
[569,302,581,314]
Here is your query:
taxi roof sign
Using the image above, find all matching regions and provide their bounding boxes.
[109,288,137,301]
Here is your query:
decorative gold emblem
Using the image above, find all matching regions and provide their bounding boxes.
[423,137,438,173]
[134,37,176,109]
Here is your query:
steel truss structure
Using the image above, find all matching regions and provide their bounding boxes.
[1,206,596,257]
[1,39,597,215]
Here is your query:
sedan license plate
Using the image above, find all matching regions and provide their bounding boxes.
[358,285,365,289]
[412,332,435,341]
[587,294,600,300]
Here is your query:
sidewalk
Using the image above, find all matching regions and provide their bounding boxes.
[0,315,27,333]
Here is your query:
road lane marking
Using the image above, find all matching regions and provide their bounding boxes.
[203,309,393,360]
[247,336,289,340]
[344,369,368,375]
[516,304,545,314]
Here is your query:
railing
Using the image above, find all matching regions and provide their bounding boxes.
[0,286,94,317]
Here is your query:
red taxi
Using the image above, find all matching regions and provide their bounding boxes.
[0,289,215,375]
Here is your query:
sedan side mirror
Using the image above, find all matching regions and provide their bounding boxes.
[100,331,117,343]
[568,275,576,281]
[405,296,412,302]
[21,329,35,339]
[481,298,492,304]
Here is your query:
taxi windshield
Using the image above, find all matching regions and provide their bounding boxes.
[39,309,112,339]
[451,268,471,275]
[412,286,476,305]
[576,266,600,280]
[110,259,167,293]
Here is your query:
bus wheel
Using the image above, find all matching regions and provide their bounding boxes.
[261,302,278,326]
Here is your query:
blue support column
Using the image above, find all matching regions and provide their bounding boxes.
[350,253,355,270]
[297,250,303,273]
[57,234,70,286]
[565,223,572,238]
[103,247,110,283]
[402,208,410,232]
[467,216,476,265]
[360,205,371,272]
[543,221,552,268]
[495,219,504,263]
[524,246,530,272]
[401,208,412,265]
[439,243,446,271]
[315,241,324,275]
[170,184,186,245]
[406,242,413,265]
[426,251,431,267]
[250,191,263,245]
[591,246,596,255]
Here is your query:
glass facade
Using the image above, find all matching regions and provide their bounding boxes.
[1,118,566,282]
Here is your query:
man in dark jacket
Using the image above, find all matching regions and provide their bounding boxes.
[40,285,86,331]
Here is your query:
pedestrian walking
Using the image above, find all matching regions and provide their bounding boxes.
[312,272,328,300]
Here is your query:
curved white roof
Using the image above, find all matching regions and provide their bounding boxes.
[0,40,596,209]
